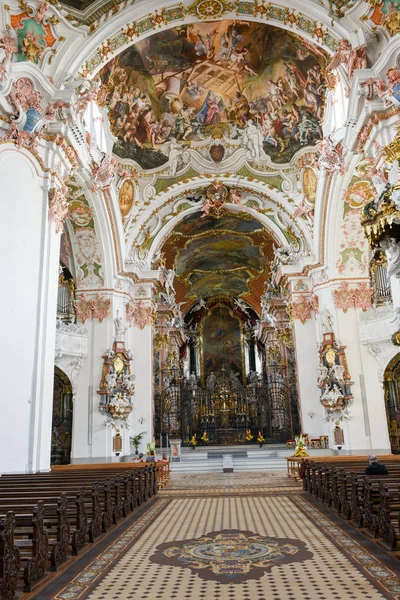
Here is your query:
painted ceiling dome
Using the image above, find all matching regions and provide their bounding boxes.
[98,19,329,171]
[160,211,275,313]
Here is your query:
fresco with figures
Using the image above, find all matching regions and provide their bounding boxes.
[161,212,274,309]
[99,20,329,169]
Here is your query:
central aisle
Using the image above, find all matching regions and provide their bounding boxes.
[41,472,400,600]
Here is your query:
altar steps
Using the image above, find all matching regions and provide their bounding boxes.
[169,445,335,473]
[171,447,289,473]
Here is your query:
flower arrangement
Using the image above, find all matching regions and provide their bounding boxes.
[293,434,309,457]
[146,440,155,455]
[201,431,209,443]
[257,432,265,445]
[190,435,197,448]
[245,429,254,442]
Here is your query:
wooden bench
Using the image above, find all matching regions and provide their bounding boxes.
[0,463,154,599]
[0,512,20,600]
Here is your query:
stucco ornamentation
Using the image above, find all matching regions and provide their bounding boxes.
[333,282,373,313]
[292,298,313,324]
[126,300,156,329]
[48,183,68,233]
[74,293,111,323]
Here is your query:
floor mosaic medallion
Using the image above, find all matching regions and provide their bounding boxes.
[150,529,313,583]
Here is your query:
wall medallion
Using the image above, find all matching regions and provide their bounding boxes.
[209,143,225,163]
[302,167,317,205]
[118,179,134,217]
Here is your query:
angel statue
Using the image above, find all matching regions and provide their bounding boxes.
[316,365,328,387]
[121,372,135,394]
[372,160,399,207]
[190,298,208,313]
[105,372,117,392]
[233,298,251,316]
[379,236,400,279]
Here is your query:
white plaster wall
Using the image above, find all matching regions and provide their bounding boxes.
[333,308,390,453]
[71,317,114,461]
[292,318,326,439]
[359,343,391,453]
[0,150,59,473]
[128,322,154,452]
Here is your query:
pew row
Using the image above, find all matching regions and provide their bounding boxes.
[0,462,160,600]
[301,456,400,553]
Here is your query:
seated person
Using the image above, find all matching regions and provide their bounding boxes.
[146,450,156,463]
[162,453,169,461]
[134,452,144,462]
[365,454,388,475]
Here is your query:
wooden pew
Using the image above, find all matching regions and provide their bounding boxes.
[0,501,48,593]
[0,464,153,599]
[0,512,20,600]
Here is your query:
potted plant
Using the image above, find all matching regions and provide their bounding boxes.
[130,431,146,455]
[257,432,265,447]
[190,434,197,450]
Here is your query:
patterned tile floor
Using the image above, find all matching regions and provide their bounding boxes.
[38,473,400,600]
[159,470,302,496]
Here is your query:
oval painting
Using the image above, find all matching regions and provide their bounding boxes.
[302,167,317,205]
[118,180,134,216]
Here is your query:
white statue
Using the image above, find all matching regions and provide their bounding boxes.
[249,370,259,387]
[166,137,182,176]
[331,363,345,383]
[122,372,135,393]
[164,269,176,298]
[379,236,400,279]
[189,372,197,390]
[229,370,242,388]
[321,383,343,408]
[233,298,251,316]
[243,119,264,160]
[105,372,117,392]
[316,365,328,386]
[114,310,126,342]
[206,372,216,391]
[321,309,334,334]
[371,160,400,208]
[190,298,207,313]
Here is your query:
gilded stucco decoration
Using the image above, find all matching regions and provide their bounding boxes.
[4,0,66,68]
[369,0,400,36]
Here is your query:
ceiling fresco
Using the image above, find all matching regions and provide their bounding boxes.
[160,212,275,312]
[98,20,329,170]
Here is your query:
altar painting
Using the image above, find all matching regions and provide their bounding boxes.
[99,20,328,169]
[201,305,244,384]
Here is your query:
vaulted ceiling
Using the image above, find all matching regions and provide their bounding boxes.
[161,212,275,314]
